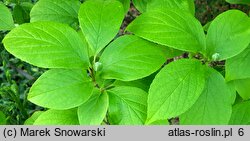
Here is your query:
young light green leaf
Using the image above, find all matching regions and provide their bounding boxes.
[99,35,166,81]
[147,0,195,15]
[34,109,79,125]
[3,22,89,69]
[79,0,124,55]
[78,90,109,125]
[229,101,250,125]
[147,59,206,124]
[108,86,147,125]
[0,3,15,30]
[28,69,94,110]
[126,9,206,53]
[206,10,250,60]
[24,111,44,125]
[132,0,149,13]
[226,45,250,81]
[0,111,6,125]
[30,0,80,25]
[234,79,250,100]
[180,68,232,125]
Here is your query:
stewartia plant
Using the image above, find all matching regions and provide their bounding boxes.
[2,0,166,125]
[1,0,250,125]
[127,5,250,124]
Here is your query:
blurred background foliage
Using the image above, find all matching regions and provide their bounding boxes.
[0,0,249,125]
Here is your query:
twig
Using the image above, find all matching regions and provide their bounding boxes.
[9,64,34,80]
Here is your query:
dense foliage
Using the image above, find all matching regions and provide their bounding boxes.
[0,0,250,125]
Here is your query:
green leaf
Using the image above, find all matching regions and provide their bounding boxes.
[206,10,250,60]
[0,3,14,30]
[229,101,250,125]
[13,5,26,24]
[85,0,129,14]
[34,109,79,125]
[147,59,206,124]
[79,0,124,55]
[180,68,232,125]
[114,73,155,92]
[78,90,109,125]
[30,0,80,25]
[114,80,149,92]
[24,111,44,125]
[203,21,211,32]
[163,48,184,59]
[0,111,6,125]
[28,69,94,110]
[3,22,89,69]
[77,30,94,57]
[226,0,250,4]
[126,9,206,53]
[108,86,147,125]
[13,3,33,24]
[100,35,166,81]
[226,45,250,81]
[234,79,250,100]
[227,81,237,104]
[132,0,149,13]
[147,0,195,15]
[148,119,169,125]
[118,0,130,14]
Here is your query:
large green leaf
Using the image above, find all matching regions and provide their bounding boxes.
[79,0,124,55]
[226,0,250,4]
[78,90,109,125]
[85,0,129,14]
[147,59,206,124]
[3,22,89,69]
[234,79,250,100]
[0,3,14,30]
[147,0,195,15]
[206,10,250,60]
[99,35,166,81]
[132,0,149,13]
[34,109,79,125]
[77,30,94,57]
[108,86,147,125]
[229,101,250,125]
[0,111,6,125]
[126,9,205,53]
[118,0,130,14]
[24,111,44,125]
[30,0,80,25]
[28,69,94,110]
[180,68,232,125]
[226,45,250,81]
